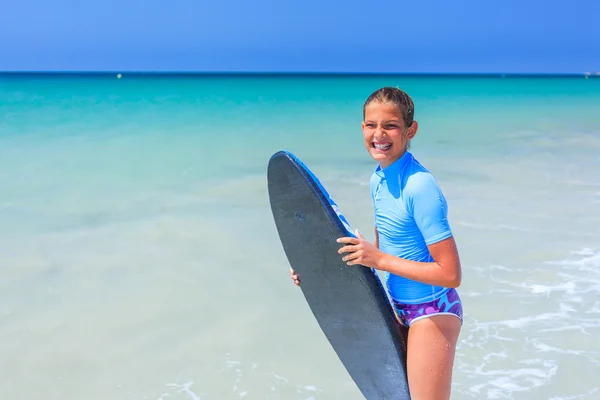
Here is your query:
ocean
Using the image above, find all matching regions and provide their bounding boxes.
[1,73,599,399]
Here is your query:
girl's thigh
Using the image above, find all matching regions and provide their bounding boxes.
[406,314,462,400]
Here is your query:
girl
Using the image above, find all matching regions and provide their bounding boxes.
[290,87,463,400]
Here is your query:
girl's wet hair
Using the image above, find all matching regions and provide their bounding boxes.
[363,86,415,127]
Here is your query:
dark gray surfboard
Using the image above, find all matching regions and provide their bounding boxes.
[267,150,410,399]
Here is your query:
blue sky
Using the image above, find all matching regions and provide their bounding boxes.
[1,0,598,73]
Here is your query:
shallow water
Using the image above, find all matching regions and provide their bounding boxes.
[1,74,599,399]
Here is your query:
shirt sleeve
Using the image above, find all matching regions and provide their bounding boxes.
[406,172,453,245]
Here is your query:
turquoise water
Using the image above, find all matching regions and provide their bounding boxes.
[1,74,599,399]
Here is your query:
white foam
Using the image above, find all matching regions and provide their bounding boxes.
[549,387,600,400]
[162,382,203,400]
[465,359,558,398]
[303,385,320,392]
[532,340,585,355]
[479,311,566,329]
[519,280,577,295]
[457,248,600,399]
[547,248,600,270]
[483,351,508,362]
[169,353,332,399]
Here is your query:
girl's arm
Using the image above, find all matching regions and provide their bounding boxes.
[338,232,462,289]
[374,236,461,288]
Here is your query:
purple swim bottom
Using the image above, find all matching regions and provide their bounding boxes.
[391,288,464,327]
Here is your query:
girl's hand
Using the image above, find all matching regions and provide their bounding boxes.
[337,229,383,269]
[290,268,300,286]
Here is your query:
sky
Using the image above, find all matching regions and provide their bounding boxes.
[1,0,599,73]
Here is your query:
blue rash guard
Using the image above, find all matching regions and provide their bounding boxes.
[370,151,453,305]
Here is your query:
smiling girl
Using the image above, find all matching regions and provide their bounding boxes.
[291,87,464,400]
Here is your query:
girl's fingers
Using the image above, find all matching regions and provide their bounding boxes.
[342,251,361,262]
[337,237,359,245]
[338,244,360,254]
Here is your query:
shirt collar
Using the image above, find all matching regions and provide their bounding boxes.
[374,151,412,179]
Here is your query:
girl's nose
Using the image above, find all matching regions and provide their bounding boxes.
[374,127,386,140]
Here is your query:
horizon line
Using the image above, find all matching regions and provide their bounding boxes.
[0,70,598,77]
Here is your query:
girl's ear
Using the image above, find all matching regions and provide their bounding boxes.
[406,120,419,140]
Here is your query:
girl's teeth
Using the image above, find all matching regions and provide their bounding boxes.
[374,143,392,150]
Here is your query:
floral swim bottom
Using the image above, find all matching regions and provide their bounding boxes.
[391,288,464,327]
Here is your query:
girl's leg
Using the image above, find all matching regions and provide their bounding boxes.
[406,314,461,400]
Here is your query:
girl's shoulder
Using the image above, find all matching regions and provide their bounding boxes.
[403,157,442,196]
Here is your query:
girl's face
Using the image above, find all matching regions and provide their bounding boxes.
[361,101,418,169]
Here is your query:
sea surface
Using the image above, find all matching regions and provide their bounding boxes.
[1,73,599,399]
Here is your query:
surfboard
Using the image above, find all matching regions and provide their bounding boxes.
[267,150,410,400]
